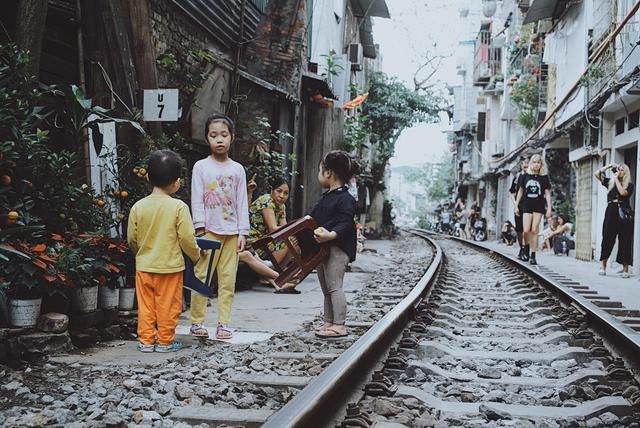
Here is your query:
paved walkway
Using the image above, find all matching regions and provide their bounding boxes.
[477,240,640,312]
[51,240,394,366]
[176,239,395,337]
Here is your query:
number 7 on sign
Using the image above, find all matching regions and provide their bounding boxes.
[157,92,165,119]
[143,89,178,122]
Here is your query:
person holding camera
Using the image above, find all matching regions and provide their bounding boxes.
[595,163,634,278]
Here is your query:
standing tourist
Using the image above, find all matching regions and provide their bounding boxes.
[515,154,552,265]
[595,163,634,278]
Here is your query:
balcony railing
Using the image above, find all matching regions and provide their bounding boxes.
[474,29,502,86]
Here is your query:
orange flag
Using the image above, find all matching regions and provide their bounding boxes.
[341,92,369,110]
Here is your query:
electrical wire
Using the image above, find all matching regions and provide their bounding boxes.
[94,61,134,116]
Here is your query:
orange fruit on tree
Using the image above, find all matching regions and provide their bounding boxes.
[133,167,140,174]
[95,199,105,207]
[1,175,11,186]
[7,211,19,220]
[120,191,129,198]
[138,168,146,176]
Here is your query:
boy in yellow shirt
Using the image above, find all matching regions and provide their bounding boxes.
[127,150,201,352]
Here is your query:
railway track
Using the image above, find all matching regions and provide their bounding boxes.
[260,231,640,427]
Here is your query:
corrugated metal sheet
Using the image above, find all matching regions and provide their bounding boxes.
[350,0,390,18]
[171,0,263,49]
[523,0,575,25]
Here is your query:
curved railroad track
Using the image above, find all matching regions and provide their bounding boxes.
[260,231,640,427]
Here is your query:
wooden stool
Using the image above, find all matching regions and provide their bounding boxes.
[252,215,329,287]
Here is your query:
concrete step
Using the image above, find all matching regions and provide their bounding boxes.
[171,407,273,428]
[230,374,310,388]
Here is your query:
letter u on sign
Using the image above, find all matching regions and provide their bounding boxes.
[143,89,179,121]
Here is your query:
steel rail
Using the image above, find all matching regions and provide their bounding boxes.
[263,232,443,428]
[446,233,640,368]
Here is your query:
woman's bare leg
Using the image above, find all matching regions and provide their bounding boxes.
[238,251,281,290]
[529,213,543,252]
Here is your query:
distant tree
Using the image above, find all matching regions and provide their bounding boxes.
[361,72,444,230]
[406,152,454,202]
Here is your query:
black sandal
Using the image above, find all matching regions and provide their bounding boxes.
[275,288,301,294]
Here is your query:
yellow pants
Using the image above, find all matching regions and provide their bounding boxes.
[135,271,183,346]
[190,232,238,325]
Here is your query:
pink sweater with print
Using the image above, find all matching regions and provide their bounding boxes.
[191,157,250,236]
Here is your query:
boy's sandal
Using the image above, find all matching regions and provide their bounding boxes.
[190,324,209,338]
[215,324,234,340]
[315,327,348,338]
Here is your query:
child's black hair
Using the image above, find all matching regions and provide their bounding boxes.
[147,150,183,188]
[204,114,235,139]
[558,214,569,224]
[320,150,360,183]
[270,177,290,190]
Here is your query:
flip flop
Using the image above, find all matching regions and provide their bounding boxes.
[275,288,301,294]
[315,327,348,338]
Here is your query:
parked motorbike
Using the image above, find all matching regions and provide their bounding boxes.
[473,217,487,241]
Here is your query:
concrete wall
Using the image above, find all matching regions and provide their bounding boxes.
[299,105,345,215]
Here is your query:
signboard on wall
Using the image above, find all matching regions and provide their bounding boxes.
[143,89,179,121]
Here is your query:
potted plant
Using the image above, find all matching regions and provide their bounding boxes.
[54,238,99,314]
[81,234,128,309]
[0,243,49,327]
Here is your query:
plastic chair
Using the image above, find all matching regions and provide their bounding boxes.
[183,238,222,298]
[252,215,329,287]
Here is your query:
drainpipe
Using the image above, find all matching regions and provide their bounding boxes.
[76,0,91,183]
[228,0,247,118]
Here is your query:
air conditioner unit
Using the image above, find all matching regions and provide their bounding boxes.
[349,44,363,71]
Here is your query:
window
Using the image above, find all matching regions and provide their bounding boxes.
[629,110,639,130]
[615,117,626,135]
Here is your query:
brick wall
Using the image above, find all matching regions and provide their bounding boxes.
[245,0,308,95]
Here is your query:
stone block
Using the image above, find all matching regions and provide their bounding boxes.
[100,325,121,341]
[37,313,69,333]
[103,308,120,325]
[70,328,99,348]
[16,331,73,357]
[70,310,104,329]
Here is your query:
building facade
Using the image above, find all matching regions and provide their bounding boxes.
[449,0,640,272]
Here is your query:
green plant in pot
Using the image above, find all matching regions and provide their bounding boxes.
[0,241,54,327]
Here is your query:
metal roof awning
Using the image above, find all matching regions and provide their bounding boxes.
[360,17,377,58]
[523,0,574,24]
[350,0,390,18]
[301,71,338,100]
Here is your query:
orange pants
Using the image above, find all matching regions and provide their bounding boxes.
[135,271,183,346]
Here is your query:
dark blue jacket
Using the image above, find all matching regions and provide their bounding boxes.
[310,186,357,261]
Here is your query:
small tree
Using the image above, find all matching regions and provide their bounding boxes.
[361,73,443,229]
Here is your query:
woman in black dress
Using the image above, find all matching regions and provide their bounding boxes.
[515,154,552,265]
[595,163,634,278]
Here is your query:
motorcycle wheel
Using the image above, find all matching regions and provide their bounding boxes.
[474,230,486,241]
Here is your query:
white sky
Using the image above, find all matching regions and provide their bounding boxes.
[373,0,468,167]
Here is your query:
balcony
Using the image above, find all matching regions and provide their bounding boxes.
[474,27,502,87]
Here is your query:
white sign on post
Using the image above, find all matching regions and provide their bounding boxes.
[143,89,179,121]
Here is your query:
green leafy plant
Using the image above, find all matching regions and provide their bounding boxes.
[246,116,296,196]
[320,49,344,78]
[343,114,369,151]
[510,78,539,129]
[579,64,607,88]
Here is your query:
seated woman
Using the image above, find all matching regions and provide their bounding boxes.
[541,214,559,250]
[549,214,573,255]
[247,177,299,293]
[501,221,516,246]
